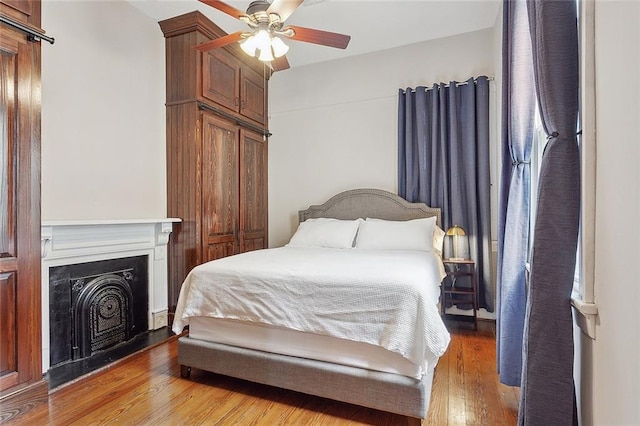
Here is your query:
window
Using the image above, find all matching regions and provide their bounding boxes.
[573,0,598,338]
[528,0,597,339]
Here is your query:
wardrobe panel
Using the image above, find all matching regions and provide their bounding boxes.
[202,113,239,261]
[0,52,16,259]
[202,49,239,112]
[239,128,267,253]
[240,66,266,124]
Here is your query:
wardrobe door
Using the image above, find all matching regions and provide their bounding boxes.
[239,128,267,253]
[0,27,42,397]
[202,49,240,113]
[201,113,239,262]
[239,66,266,124]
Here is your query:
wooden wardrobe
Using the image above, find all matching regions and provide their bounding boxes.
[160,12,270,315]
[0,0,48,418]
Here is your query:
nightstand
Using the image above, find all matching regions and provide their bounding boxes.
[440,259,478,330]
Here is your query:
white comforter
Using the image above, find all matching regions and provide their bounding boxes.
[172,246,450,374]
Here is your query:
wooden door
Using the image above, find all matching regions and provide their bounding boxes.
[0,9,43,400]
[240,66,266,124]
[201,113,239,262]
[239,128,267,253]
[202,49,240,113]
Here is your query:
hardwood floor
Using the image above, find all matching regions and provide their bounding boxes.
[427,321,520,425]
[46,328,174,390]
[4,320,519,425]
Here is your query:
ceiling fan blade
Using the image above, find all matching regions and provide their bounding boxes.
[267,0,303,22]
[198,0,247,20]
[285,25,351,49]
[271,55,290,72]
[194,31,245,52]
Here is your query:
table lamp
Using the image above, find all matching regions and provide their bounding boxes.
[445,225,467,260]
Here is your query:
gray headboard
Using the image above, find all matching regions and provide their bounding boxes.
[298,188,441,227]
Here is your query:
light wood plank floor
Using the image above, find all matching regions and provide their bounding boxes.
[5,321,519,425]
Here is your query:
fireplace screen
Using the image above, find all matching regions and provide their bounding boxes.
[73,272,134,359]
[49,256,148,367]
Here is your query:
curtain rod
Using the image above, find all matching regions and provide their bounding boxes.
[402,76,494,93]
[0,15,55,44]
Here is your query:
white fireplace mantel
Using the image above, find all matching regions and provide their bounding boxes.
[40,218,181,373]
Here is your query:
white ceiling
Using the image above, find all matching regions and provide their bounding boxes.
[128,0,501,69]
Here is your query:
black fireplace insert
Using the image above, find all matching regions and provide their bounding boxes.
[49,255,148,368]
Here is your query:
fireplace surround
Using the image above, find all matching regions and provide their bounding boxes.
[41,219,179,373]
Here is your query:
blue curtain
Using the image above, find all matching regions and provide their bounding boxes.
[398,77,493,312]
[496,0,536,387]
[519,0,580,423]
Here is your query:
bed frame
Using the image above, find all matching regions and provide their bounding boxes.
[178,188,442,424]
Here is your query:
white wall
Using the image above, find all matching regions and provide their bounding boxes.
[268,29,495,247]
[41,0,166,220]
[589,1,640,424]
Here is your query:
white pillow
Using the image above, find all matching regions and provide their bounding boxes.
[433,225,445,257]
[355,217,437,251]
[286,218,363,249]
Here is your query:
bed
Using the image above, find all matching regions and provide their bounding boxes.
[173,188,450,424]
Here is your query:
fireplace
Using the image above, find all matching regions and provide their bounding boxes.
[49,256,148,367]
[41,219,179,373]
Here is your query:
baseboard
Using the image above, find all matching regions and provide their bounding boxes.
[444,306,496,320]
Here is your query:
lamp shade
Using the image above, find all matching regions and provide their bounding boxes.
[258,46,274,62]
[240,35,258,56]
[270,36,289,58]
[445,225,466,237]
[253,29,271,51]
[445,225,468,260]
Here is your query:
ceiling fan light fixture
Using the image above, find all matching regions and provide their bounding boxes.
[197,0,351,72]
[253,29,272,52]
[270,36,289,58]
[258,46,275,62]
[240,35,258,56]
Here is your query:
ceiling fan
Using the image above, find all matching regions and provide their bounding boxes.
[194,0,351,71]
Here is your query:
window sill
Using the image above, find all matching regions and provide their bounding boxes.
[571,296,598,339]
[526,263,597,339]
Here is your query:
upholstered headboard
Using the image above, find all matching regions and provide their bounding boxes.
[298,188,441,227]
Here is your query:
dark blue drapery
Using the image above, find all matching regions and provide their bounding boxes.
[398,77,493,312]
[497,0,536,387]
[519,0,580,423]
